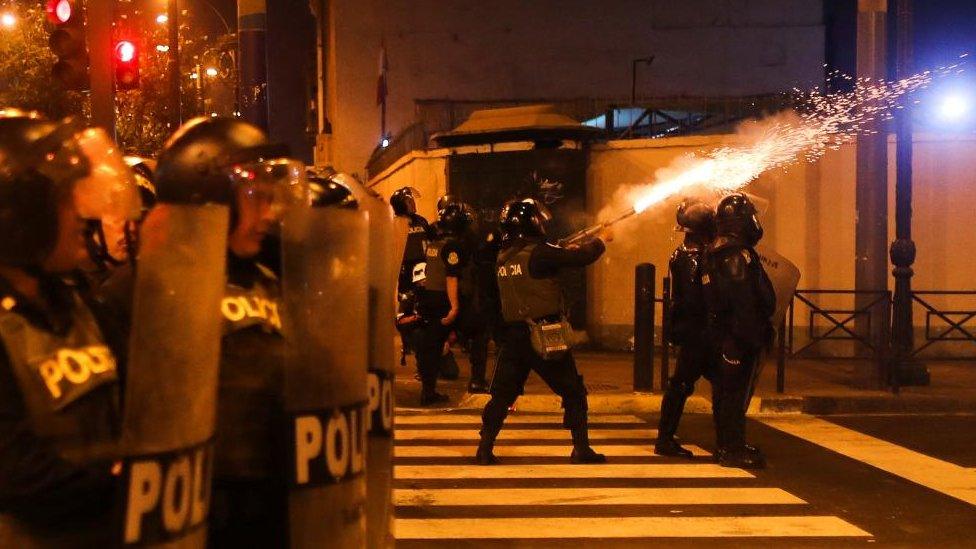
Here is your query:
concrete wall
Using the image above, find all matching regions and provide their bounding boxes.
[327,0,826,177]
[369,133,976,356]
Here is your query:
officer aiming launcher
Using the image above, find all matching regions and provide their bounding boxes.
[559,207,637,246]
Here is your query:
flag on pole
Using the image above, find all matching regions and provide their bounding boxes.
[376,44,388,106]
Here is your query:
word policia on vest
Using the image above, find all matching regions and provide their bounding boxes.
[35,345,117,403]
[220,294,282,331]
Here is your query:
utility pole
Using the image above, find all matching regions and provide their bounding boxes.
[889,0,930,386]
[87,0,115,135]
[853,0,888,388]
[168,0,181,128]
[238,0,269,130]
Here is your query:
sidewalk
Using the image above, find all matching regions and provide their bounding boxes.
[395,345,976,415]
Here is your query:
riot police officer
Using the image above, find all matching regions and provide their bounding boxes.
[477,198,609,465]
[0,110,141,545]
[702,193,775,469]
[391,186,434,294]
[154,117,302,545]
[656,200,716,458]
[412,200,469,405]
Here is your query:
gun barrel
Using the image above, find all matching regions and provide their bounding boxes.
[560,207,637,246]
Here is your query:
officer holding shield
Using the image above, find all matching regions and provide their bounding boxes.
[477,198,609,465]
[0,110,141,546]
[153,117,304,545]
[702,193,776,469]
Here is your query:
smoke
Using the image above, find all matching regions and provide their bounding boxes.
[596,59,968,225]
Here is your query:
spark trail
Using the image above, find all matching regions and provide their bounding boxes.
[596,59,967,225]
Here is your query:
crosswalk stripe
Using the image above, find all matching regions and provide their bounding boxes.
[394,444,711,458]
[395,487,805,506]
[396,414,643,425]
[394,463,753,480]
[761,415,976,507]
[396,428,656,441]
[394,516,872,539]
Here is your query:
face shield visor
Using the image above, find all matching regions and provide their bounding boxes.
[68,128,143,222]
[228,157,309,222]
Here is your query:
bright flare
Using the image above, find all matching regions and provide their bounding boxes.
[1,12,16,28]
[622,61,965,218]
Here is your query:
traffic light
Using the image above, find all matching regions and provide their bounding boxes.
[114,39,139,90]
[46,0,89,90]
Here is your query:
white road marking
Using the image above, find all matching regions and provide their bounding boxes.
[394,487,805,506]
[761,415,976,507]
[394,444,711,458]
[396,414,643,425]
[394,463,753,480]
[395,428,656,441]
[394,516,872,539]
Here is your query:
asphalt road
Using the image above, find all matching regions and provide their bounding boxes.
[388,411,976,547]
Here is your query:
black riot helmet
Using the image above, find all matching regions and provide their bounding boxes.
[390,186,419,217]
[154,117,299,205]
[0,109,141,268]
[308,167,358,209]
[714,193,763,246]
[436,193,459,212]
[676,199,715,240]
[437,200,473,236]
[498,197,552,242]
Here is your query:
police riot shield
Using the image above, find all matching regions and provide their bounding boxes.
[749,242,801,406]
[281,202,370,549]
[119,204,229,548]
[349,177,409,549]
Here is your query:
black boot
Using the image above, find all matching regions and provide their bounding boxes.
[475,438,499,465]
[717,445,766,469]
[467,378,489,394]
[656,381,693,458]
[654,438,694,458]
[420,391,449,406]
[570,424,607,464]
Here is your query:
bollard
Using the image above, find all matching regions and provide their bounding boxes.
[634,263,655,392]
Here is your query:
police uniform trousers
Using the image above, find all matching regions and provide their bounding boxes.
[659,336,717,440]
[414,320,453,394]
[481,322,588,442]
[711,345,759,450]
[458,296,493,383]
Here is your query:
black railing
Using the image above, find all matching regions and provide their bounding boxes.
[910,291,976,359]
[786,290,892,359]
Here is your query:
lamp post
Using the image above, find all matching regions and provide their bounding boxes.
[631,56,655,106]
[889,0,930,386]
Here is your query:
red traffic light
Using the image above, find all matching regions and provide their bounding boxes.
[115,40,136,63]
[46,0,73,25]
[114,40,140,89]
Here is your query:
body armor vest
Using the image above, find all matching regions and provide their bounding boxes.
[422,237,448,292]
[402,217,428,267]
[217,264,284,478]
[496,243,563,323]
[668,245,707,346]
[0,292,120,466]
